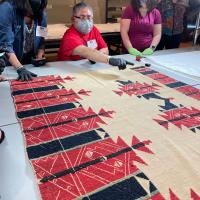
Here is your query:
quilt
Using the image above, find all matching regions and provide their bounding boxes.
[10,64,200,200]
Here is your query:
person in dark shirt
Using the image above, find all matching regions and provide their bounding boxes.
[0,0,48,81]
[157,0,189,49]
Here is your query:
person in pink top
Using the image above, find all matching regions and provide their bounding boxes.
[120,0,162,57]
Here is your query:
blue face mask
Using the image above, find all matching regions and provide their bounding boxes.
[74,19,93,34]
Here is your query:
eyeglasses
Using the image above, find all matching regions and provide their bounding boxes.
[74,15,93,21]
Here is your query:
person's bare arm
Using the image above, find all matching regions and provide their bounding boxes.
[8,53,23,69]
[72,45,129,70]
[99,47,109,55]
[73,45,109,63]
[150,24,162,48]
[36,49,45,59]
[120,19,132,49]
[7,52,37,81]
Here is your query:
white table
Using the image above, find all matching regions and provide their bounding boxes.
[0,48,200,200]
[47,23,120,40]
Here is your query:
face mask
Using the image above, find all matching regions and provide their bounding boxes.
[74,19,93,34]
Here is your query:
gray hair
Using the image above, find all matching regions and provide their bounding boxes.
[73,2,93,16]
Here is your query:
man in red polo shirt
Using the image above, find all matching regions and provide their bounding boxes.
[58,2,129,70]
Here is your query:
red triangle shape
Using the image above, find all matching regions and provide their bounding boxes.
[116,136,128,148]
[169,189,180,200]
[131,136,140,146]
[191,189,200,200]
[87,107,94,114]
[113,90,123,96]
[78,89,91,96]
[150,193,166,200]
[137,146,154,154]
[99,109,113,118]
[154,119,169,129]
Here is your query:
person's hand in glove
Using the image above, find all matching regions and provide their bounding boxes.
[17,67,37,81]
[128,47,142,57]
[108,57,127,70]
[142,47,154,56]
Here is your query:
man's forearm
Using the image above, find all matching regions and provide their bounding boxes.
[73,45,128,70]
[73,46,110,64]
[8,53,23,69]
[99,47,109,55]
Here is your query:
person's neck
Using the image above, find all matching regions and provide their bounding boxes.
[24,16,33,27]
[140,11,147,17]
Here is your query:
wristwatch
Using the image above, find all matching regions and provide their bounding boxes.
[151,46,156,51]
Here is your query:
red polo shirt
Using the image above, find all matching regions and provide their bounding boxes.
[57,25,107,61]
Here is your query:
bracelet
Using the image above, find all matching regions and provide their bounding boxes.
[15,65,24,70]
[150,46,156,51]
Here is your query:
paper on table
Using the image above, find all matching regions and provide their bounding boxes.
[149,51,200,78]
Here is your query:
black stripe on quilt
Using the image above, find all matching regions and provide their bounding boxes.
[27,129,109,160]
[17,102,80,119]
[40,142,146,183]
[140,70,157,76]
[82,175,157,200]
[130,66,147,70]
[12,85,60,96]
[24,111,112,132]
[166,82,187,88]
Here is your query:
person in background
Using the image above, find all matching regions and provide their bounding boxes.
[0,48,7,81]
[156,0,189,50]
[0,0,48,81]
[120,0,162,57]
[58,2,129,70]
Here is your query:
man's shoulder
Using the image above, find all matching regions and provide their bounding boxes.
[63,26,80,39]
[92,25,100,31]
[90,25,101,36]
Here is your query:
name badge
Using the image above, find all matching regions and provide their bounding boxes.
[36,26,48,38]
[87,39,97,49]
[0,52,5,57]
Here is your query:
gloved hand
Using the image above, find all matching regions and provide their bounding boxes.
[142,48,154,56]
[0,52,7,75]
[17,67,37,81]
[128,48,142,57]
[108,57,127,70]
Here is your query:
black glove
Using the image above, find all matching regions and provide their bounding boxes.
[108,57,127,70]
[31,57,46,67]
[17,67,37,81]
[0,52,7,75]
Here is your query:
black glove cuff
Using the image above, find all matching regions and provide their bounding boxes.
[16,66,25,73]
